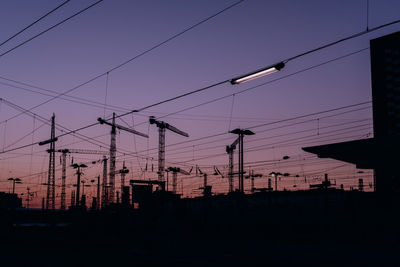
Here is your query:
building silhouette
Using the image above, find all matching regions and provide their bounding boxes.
[303,31,400,196]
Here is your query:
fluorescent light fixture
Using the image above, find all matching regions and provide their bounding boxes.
[230,62,285,85]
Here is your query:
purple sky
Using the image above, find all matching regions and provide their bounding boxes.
[1,0,399,207]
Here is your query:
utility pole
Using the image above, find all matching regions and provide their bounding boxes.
[150,116,189,183]
[229,129,254,193]
[98,114,148,204]
[39,114,57,210]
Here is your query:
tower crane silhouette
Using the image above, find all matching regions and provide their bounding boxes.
[149,116,189,183]
[98,113,148,203]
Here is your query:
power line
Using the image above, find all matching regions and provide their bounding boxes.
[130,102,372,156]
[0,47,374,157]
[161,118,372,157]
[128,47,370,129]
[0,0,70,48]
[112,18,400,125]
[0,99,149,160]
[248,101,371,130]
[1,0,244,123]
[170,129,371,164]
[0,79,129,113]
[121,123,371,167]
[0,0,104,58]
[284,18,400,63]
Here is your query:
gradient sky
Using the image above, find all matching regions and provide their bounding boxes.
[1,0,400,207]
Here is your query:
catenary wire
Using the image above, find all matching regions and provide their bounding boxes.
[0,0,71,48]
[0,0,104,58]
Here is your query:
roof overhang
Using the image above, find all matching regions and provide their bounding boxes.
[302,137,400,170]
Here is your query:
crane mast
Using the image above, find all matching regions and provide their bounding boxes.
[158,127,166,182]
[226,137,239,193]
[98,113,148,204]
[109,113,117,203]
[102,156,108,208]
[150,116,189,184]
[56,148,107,209]
[46,114,56,210]
[60,150,67,209]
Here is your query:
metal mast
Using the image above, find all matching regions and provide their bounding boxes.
[60,149,67,210]
[226,137,239,193]
[149,116,189,183]
[158,127,166,182]
[229,129,254,193]
[55,148,107,209]
[109,113,117,203]
[101,156,108,208]
[46,114,56,209]
[98,114,148,204]
[72,163,87,207]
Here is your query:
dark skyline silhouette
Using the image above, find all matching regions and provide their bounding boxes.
[1,2,400,265]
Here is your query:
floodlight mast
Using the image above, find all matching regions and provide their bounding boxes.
[230,62,284,85]
[72,163,87,207]
[229,128,255,193]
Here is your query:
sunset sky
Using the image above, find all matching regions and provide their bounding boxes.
[1,0,399,208]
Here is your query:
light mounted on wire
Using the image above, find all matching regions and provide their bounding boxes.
[230,62,285,85]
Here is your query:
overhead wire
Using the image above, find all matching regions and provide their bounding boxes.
[127,102,372,157]
[160,118,372,157]
[5,5,396,129]
[0,99,151,161]
[170,128,372,164]
[127,47,371,129]
[0,0,71,48]
[283,17,400,63]
[4,9,398,195]
[0,36,376,145]
[110,15,400,124]
[0,79,129,114]
[0,0,104,58]
[1,0,244,123]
